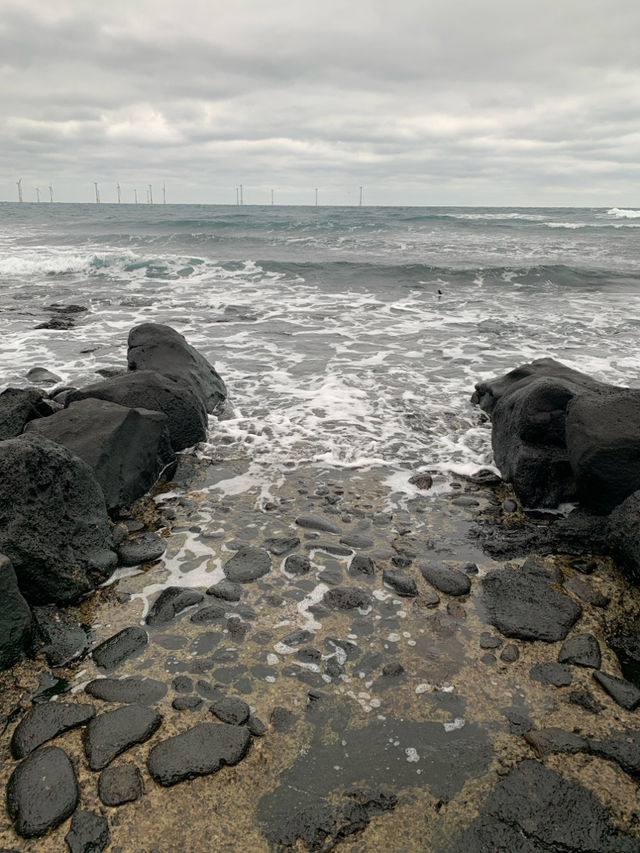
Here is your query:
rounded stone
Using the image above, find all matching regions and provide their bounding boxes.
[211,696,250,725]
[7,746,78,838]
[98,763,144,806]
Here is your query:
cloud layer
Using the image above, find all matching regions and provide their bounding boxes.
[2,0,639,205]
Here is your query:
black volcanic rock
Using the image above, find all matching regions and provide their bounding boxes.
[91,626,148,670]
[85,676,167,705]
[83,704,162,770]
[10,701,96,759]
[147,722,251,786]
[7,746,78,838]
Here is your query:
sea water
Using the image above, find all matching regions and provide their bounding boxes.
[1,203,639,488]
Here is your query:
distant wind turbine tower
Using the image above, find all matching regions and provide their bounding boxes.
[240,184,244,205]
[134,189,138,204]
[315,188,318,206]
[148,184,153,204]
[359,186,363,206]
[49,185,53,202]
[271,189,274,205]
[94,182,100,203]
[36,187,40,203]
[17,178,23,203]
[117,183,121,204]
[163,183,166,204]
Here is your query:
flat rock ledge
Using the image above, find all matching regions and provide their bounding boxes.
[7,746,78,838]
[147,722,251,787]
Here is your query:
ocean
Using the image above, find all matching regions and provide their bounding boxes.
[1,202,639,490]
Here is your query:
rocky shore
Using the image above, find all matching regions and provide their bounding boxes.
[1,336,640,851]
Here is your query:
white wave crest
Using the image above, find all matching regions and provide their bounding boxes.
[607,208,640,219]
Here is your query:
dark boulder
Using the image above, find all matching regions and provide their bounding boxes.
[91,626,148,670]
[607,491,640,585]
[85,676,167,705]
[147,722,251,786]
[481,556,581,642]
[323,587,371,610]
[210,696,250,725]
[25,399,173,511]
[0,387,48,439]
[607,630,640,688]
[10,701,96,759]
[0,434,116,604]
[7,746,78,838]
[566,391,640,513]
[127,323,227,414]
[558,633,601,669]
[83,704,162,770]
[0,554,33,670]
[66,370,207,452]
[382,567,418,597]
[592,671,640,711]
[117,531,167,567]
[25,367,62,387]
[146,587,204,627]
[419,562,471,596]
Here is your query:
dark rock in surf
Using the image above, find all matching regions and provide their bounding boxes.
[7,746,78,838]
[147,722,250,787]
[608,491,640,586]
[0,554,33,670]
[117,531,167,566]
[323,587,371,610]
[283,554,311,575]
[295,513,342,534]
[592,671,640,711]
[210,696,250,726]
[10,702,96,759]
[0,433,116,604]
[558,633,601,669]
[25,398,173,511]
[92,626,148,670]
[66,370,207,452]
[529,662,573,687]
[127,323,227,415]
[25,367,62,387]
[0,387,48,440]
[83,704,162,770]
[607,630,640,688]
[382,567,418,597]
[207,580,243,601]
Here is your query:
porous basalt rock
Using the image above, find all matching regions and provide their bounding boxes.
[0,554,33,670]
[7,746,78,838]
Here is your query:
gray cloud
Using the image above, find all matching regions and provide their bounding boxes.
[1,0,639,204]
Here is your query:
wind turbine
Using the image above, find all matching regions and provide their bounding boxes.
[17,178,23,202]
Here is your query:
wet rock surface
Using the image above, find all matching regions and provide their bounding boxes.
[98,764,144,806]
[65,809,110,853]
[6,746,78,838]
[419,562,471,596]
[91,626,148,670]
[10,701,96,758]
[85,676,167,705]
[223,546,272,583]
[147,722,251,786]
[83,704,163,770]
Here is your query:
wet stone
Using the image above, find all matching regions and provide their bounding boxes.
[564,575,611,608]
[317,565,343,585]
[525,728,588,758]
[530,662,573,687]
[172,695,204,711]
[324,637,360,660]
[211,696,250,725]
[482,559,582,642]
[223,546,272,583]
[251,664,279,680]
[196,681,224,702]
[501,707,533,735]
[587,733,640,781]
[190,603,227,624]
[263,536,300,555]
[280,628,313,647]
[382,661,405,677]
[227,617,250,641]
[500,644,520,663]
[382,567,418,597]
[7,746,78,838]
[558,633,602,669]
[191,631,222,655]
[10,701,96,759]
[340,534,374,549]
[480,632,503,650]
[323,586,371,610]
[98,763,144,806]
[85,676,167,705]
[356,651,384,676]
[454,759,637,853]
[172,675,193,693]
[146,587,204,627]
[284,554,311,575]
[271,706,298,732]
[447,600,467,619]
[481,653,497,665]
[65,809,110,853]
[153,634,188,650]
[593,671,640,710]
[83,704,163,770]
[607,631,640,688]
[349,554,376,578]
[308,542,353,557]
[569,689,603,714]
[419,562,471,596]
[247,715,267,737]
[117,531,167,567]
[296,646,322,664]
[295,513,342,534]
[147,722,251,787]
[207,580,243,601]
[213,665,247,684]
[92,626,148,670]
[33,605,90,667]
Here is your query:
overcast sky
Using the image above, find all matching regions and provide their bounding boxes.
[1,0,638,206]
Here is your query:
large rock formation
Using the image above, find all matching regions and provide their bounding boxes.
[0,553,33,669]
[66,370,207,451]
[0,387,50,440]
[127,323,227,415]
[472,358,640,512]
[0,433,116,604]
[25,398,173,511]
